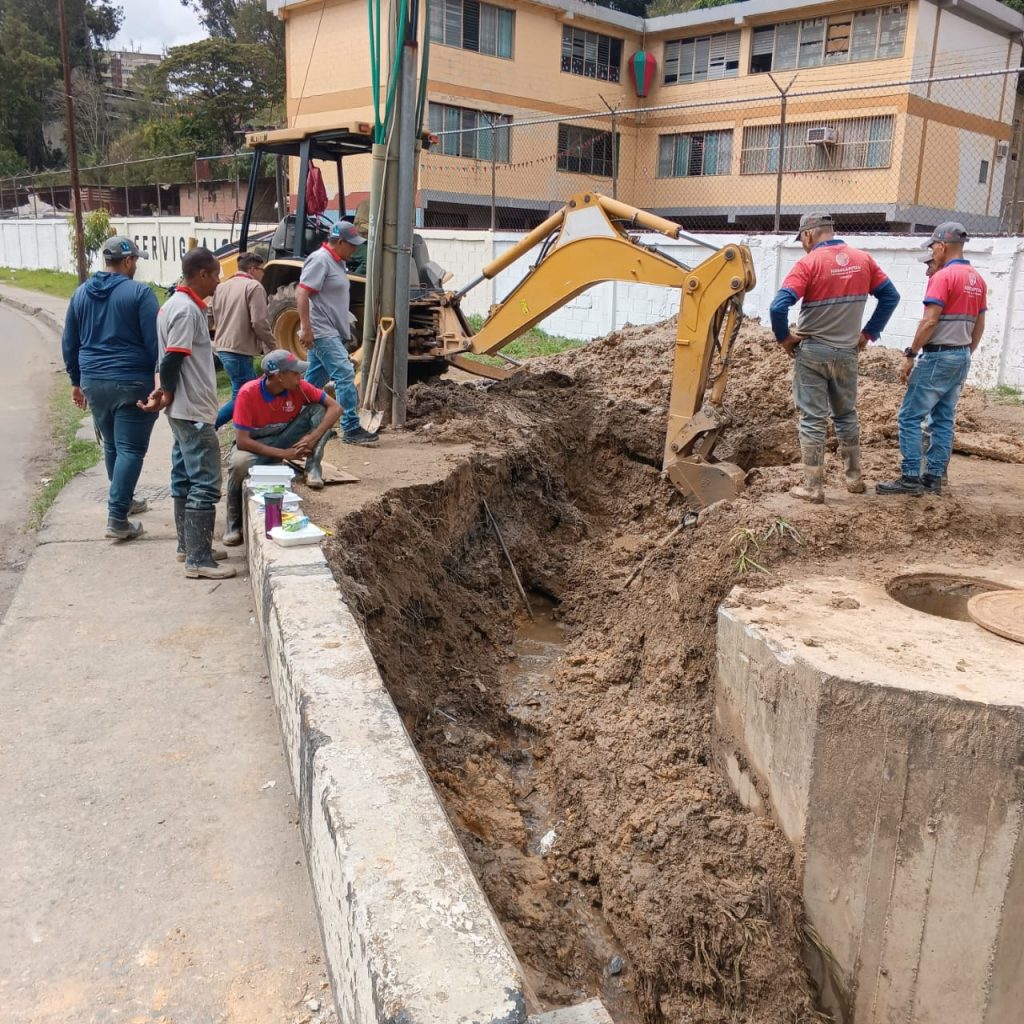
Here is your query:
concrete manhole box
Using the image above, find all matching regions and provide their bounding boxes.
[715,564,1024,1024]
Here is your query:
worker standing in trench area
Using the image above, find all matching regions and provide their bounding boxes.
[769,212,901,503]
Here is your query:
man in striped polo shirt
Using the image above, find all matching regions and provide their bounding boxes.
[770,212,900,503]
[877,222,987,496]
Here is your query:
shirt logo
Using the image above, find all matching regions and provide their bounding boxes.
[835,252,850,267]
[969,272,978,286]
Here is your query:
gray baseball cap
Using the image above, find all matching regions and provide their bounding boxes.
[329,220,366,246]
[924,222,968,246]
[101,235,149,260]
[263,349,309,374]
[795,212,833,239]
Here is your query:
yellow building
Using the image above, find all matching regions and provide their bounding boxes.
[267,0,1024,232]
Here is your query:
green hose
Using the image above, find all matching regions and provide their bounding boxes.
[379,0,408,141]
[368,0,382,141]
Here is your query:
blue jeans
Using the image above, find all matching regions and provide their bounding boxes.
[227,404,326,498]
[214,351,258,429]
[80,377,158,521]
[792,340,860,446]
[168,417,222,511]
[305,335,360,434]
[898,348,971,478]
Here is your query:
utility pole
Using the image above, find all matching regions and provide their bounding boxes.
[767,74,796,234]
[58,0,87,282]
[482,113,497,230]
[599,95,622,201]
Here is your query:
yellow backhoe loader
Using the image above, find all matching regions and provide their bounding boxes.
[215,123,754,505]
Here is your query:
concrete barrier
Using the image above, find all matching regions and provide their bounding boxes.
[715,565,1024,1024]
[245,506,528,1024]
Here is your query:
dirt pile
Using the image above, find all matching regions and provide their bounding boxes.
[322,319,1024,1024]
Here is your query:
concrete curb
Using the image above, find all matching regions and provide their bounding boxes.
[245,504,529,1024]
[0,293,64,335]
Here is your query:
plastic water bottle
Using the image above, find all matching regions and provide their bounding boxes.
[264,492,283,536]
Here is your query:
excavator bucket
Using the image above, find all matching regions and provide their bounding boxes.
[666,457,746,507]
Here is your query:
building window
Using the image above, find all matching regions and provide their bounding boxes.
[979,159,990,184]
[658,131,733,177]
[429,103,512,162]
[429,0,514,59]
[750,5,906,73]
[664,31,740,85]
[557,124,618,177]
[740,115,894,174]
[560,26,622,82]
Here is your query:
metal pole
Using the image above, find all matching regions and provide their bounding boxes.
[275,154,287,218]
[490,118,497,231]
[600,95,621,201]
[392,28,418,427]
[768,74,795,234]
[123,164,129,217]
[194,155,201,221]
[58,0,87,281]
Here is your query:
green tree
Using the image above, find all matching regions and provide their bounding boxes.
[69,207,113,265]
[155,38,284,152]
[183,0,284,63]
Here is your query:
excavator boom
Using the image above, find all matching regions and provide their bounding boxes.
[442,193,755,506]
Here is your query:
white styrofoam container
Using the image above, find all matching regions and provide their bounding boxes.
[249,465,295,485]
[270,523,325,546]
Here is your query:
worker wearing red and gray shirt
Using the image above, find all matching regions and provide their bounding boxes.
[770,212,900,502]
[877,222,987,497]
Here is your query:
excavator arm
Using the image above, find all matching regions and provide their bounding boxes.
[442,192,755,506]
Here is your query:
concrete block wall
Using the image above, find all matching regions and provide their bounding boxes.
[245,509,529,1024]
[715,567,1024,1024]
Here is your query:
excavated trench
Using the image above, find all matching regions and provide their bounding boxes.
[324,369,819,1024]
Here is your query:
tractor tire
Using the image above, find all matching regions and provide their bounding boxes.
[267,283,303,358]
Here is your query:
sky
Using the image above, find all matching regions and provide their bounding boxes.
[111,0,207,55]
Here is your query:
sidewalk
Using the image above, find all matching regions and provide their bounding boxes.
[0,291,335,1023]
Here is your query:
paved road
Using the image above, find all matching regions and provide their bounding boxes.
[0,295,335,1023]
[0,302,62,619]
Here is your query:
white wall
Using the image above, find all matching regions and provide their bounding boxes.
[2,217,1021,386]
[424,227,1024,387]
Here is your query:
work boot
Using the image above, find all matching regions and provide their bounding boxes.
[343,426,380,447]
[183,507,236,580]
[875,475,925,496]
[105,518,144,541]
[304,430,333,490]
[840,443,866,494]
[790,443,825,503]
[920,473,943,495]
[129,497,149,515]
[175,497,228,560]
[222,487,244,546]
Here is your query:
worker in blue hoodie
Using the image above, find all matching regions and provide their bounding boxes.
[62,236,161,540]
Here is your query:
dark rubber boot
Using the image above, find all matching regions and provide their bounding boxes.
[222,486,244,546]
[304,430,333,490]
[183,507,236,579]
[176,496,228,561]
[920,473,943,495]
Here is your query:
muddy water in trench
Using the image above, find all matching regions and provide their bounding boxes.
[504,596,637,1021]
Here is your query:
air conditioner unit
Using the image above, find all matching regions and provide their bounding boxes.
[806,126,838,145]
[996,141,1010,159]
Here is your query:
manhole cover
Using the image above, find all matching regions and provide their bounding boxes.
[967,590,1024,644]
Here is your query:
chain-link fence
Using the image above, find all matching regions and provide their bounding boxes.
[420,64,1024,235]
[0,150,272,225]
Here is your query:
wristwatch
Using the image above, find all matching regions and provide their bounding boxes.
[903,347,916,359]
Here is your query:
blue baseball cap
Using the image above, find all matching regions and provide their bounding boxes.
[328,221,366,245]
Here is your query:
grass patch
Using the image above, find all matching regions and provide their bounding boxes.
[0,266,80,299]
[988,384,1022,405]
[460,314,584,368]
[28,386,101,529]
[0,266,168,305]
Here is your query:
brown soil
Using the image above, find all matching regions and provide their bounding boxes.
[311,320,1024,1024]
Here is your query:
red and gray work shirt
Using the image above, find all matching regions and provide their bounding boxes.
[780,241,890,349]
[923,259,987,348]
[298,244,352,341]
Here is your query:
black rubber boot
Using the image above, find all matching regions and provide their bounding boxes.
[183,507,236,579]
[920,473,943,495]
[304,430,334,490]
[173,497,187,560]
[875,475,925,496]
[222,486,244,546]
